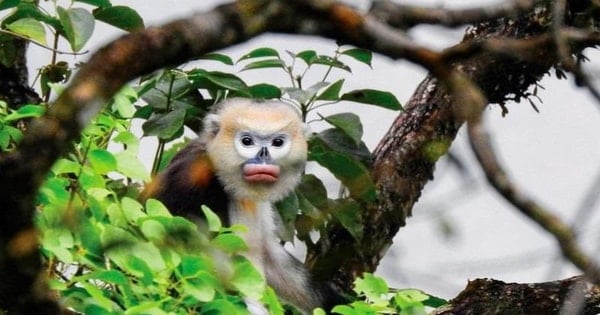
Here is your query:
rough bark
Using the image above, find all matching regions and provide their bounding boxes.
[433,277,600,315]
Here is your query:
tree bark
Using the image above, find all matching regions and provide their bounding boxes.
[433,276,600,315]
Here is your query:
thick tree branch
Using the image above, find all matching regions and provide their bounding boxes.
[433,276,600,315]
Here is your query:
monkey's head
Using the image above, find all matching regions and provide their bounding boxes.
[203,98,308,202]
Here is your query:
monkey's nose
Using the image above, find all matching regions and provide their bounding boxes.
[257,147,270,161]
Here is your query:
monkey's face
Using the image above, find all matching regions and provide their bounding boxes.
[205,100,307,202]
[235,130,290,183]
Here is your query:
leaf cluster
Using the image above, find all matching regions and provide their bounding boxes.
[0,0,144,101]
[321,273,447,315]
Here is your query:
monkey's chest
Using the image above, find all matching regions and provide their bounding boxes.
[227,201,277,272]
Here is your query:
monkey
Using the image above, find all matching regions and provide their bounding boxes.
[143,98,345,313]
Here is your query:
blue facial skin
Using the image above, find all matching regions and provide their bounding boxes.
[244,147,271,165]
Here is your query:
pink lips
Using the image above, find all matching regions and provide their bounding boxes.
[243,164,280,183]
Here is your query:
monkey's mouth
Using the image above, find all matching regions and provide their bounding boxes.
[242,164,280,183]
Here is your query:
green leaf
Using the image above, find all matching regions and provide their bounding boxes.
[113,130,139,152]
[202,298,247,315]
[341,89,402,110]
[282,81,328,105]
[121,197,145,223]
[201,205,222,232]
[341,48,372,67]
[79,168,106,189]
[310,55,351,72]
[198,52,234,65]
[231,256,265,300]
[80,283,116,311]
[6,18,46,44]
[3,104,45,121]
[249,83,282,99]
[188,69,250,96]
[123,302,165,315]
[140,218,166,241]
[331,199,363,240]
[51,158,81,175]
[58,7,95,51]
[93,6,144,32]
[354,273,389,306]
[314,128,371,166]
[294,50,316,64]
[309,138,376,202]
[421,293,448,308]
[331,305,357,315]
[142,108,186,140]
[297,174,328,210]
[261,287,285,315]
[124,255,155,285]
[87,149,117,174]
[42,228,74,263]
[182,276,216,302]
[139,71,200,112]
[0,0,19,10]
[145,199,172,217]
[237,47,280,62]
[114,151,149,181]
[178,255,213,278]
[240,59,285,71]
[317,79,344,101]
[322,112,363,145]
[78,220,103,264]
[274,193,299,242]
[111,85,137,118]
[75,0,112,8]
[211,233,248,253]
[394,289,429,306]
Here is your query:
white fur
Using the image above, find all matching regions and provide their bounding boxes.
[228,201,321,314]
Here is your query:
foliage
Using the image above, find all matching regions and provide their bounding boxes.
[0,1,446,314]
[320,273,446,315]
[0,0,144,101]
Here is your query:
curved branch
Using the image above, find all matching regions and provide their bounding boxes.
[467,114,600,283]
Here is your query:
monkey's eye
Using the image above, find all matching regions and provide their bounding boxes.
[272,137,285,147]
[241,136,254,146]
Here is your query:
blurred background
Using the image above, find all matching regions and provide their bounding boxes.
[26,0,600,299]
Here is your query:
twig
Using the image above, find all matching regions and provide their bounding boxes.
[467,113,600,284]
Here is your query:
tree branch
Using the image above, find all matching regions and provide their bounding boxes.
[433,276,600,315]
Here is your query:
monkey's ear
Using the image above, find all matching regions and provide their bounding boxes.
[203,113,221,137]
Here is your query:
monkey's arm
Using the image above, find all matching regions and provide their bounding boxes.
[142,140,230,223]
